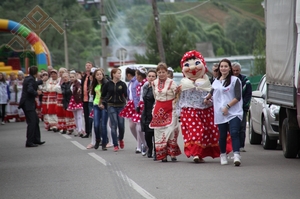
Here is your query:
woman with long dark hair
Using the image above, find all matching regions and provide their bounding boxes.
[90,68,108,150]
[204,59,243,166]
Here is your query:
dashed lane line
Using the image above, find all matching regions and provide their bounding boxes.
[70,140,86,150]
[88,152,109,166]
[66,136,157,199]
[61,134,72,139]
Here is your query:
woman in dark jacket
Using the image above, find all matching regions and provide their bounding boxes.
[102,68,127,152]
[61,72,76,134]
[141,69,157,159]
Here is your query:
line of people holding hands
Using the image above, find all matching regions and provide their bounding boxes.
[21,50,248,167]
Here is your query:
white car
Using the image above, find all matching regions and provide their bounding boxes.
[248,75,280,149]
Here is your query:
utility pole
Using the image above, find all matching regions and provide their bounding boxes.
[152,0,166,63]
[100,0,108,73]
[63,19,69,69]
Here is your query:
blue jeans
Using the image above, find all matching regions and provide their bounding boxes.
[107,106,125,147]
[93,105,108,145]
[218,116,241,153]
[88,102,94,134]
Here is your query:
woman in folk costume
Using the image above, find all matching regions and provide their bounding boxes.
[55,68,76,134]
[40,72,49,121]
[150,62,181,162]
[15,71,25,121]
[132,66,148,155]
[177,50,220,163]
[67,71,84,137]
[5,72,18,121]
[61,72,76,135]
[119,66,142,153]
[44,69,59,132]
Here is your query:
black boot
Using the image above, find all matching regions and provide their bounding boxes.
[95,139,101,150]
[147,146,153,158]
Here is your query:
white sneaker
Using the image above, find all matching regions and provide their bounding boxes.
[233,153,241,166]
[240,148,246,152]
[220,153,228,165]
[1,121,5,125]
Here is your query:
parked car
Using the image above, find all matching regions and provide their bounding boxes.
[248,75,280,149]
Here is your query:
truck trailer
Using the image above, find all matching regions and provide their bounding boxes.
[265,0,300,158]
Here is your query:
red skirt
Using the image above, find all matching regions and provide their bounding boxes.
[132,101,144,123]
[47,92,57,115]
[150,99,173,128]
[180,107,220,159]
[41,92,48,115]
[119,100,136,119]
[67,96,83,110]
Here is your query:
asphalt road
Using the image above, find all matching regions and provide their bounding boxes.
[1,120,300,199]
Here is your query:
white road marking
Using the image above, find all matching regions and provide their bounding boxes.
[62,134,72,139]
[116,170,157,199]
[70,141,86,150]
[88,153,108,166]
[66,136,156,199]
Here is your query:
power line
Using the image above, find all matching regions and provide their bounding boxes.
[160,0,210,15]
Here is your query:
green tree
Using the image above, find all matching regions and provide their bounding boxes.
[135,15,196,69]
[253,30,266,75]
[226,17,265,55]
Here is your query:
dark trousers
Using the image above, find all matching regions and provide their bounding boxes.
[239,111,247,148]
[1,104,6,122]
[83,102,90,136]
[23,109,41,144]
[145,126,154,153]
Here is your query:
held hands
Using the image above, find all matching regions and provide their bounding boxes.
[136,107,140,113]
[98,104,105,110]
[203,98,212,105]
[37,90,42,95]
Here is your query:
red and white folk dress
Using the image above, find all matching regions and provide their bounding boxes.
[132,78,147,123]
[150,78,181,161]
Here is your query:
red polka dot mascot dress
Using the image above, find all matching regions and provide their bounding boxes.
[177,50,221,163]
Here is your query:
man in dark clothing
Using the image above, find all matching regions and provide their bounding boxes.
[19,66,45,147]
[209,63,219,84]
[232,62,252,152]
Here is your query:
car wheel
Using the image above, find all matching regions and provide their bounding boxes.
[249,114,261,145]
[282,118,299,158]
[262,117,277,150]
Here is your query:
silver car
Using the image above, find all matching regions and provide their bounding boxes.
[248,75,280,149]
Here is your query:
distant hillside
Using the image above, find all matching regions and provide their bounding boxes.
[158,0,265,27]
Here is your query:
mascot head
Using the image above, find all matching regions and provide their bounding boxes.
[180,50,207,81]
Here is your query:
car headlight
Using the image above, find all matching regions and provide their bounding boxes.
[269,105,279,118]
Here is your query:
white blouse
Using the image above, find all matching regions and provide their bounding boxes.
[212,76,243,124]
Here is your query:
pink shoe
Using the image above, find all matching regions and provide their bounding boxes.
[106,143,113,148]
[114,146,119,152]
[86,144,94,149]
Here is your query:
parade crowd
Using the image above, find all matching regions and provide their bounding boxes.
[0,50,252,167]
